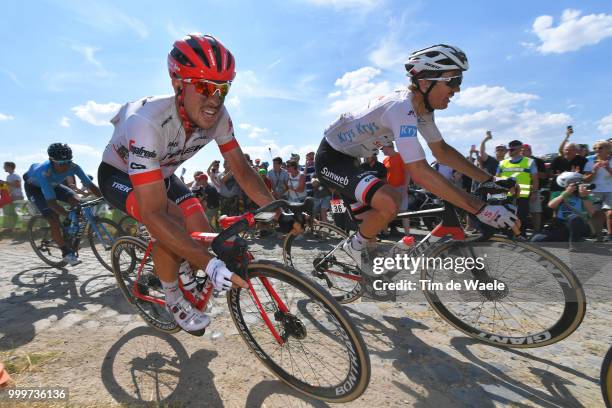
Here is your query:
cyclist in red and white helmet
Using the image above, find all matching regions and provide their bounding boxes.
[98,34,290,334]
[315,44,518,282]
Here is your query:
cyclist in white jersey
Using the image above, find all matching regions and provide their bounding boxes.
[98,34,295,334]
[315,44,518,272]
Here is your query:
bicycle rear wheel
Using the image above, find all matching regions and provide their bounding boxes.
[88,217,124,272]
[27,215,67,268]
[283,221,363,303]
[111,236,180,334]
[228,260,370,402]
[422,236,586,348]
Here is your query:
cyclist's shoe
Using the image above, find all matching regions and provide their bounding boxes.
[342,238,363,269]
[166,296,211,335]
[62,252,82,266]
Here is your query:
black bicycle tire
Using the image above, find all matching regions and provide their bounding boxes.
[27,215,67,268]
[111,236,180,334]
[422,236,586,348]
[602,346,612,408]
[228,260,370,403]
[282,221,363,304]
[88,217,124,272]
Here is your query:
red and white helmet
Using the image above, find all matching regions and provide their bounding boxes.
[405,44,469,77]
[168,34,236,82]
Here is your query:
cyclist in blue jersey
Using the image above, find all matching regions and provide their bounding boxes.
[24,143,102,265]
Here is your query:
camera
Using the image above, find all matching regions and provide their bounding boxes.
[570,182,596,196]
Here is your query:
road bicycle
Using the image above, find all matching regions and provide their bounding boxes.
[283,181,586,348]
[28,197,123,271]
[110,198,371,403]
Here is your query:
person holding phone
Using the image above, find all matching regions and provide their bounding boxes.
[551,126,588,192]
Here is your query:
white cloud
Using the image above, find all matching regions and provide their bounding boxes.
[2,70,22,87]
[598,113,612,135]
[437,85,571,156]
[327,66,399,114]
[302,0,381,10]
[71,100,121,126]
[238,123,269,139]
[0,113,14,121]
[529,9,612,54]
[453,85,539,109]
[60,117,71,128]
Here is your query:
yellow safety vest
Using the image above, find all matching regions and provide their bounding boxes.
[498,157,533,198]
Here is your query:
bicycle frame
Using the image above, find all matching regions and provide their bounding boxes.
[129,214,291,346]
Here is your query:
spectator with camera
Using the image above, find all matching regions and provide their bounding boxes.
[531,172,595,247]
[478,131,506,175]
[583,140,611,241]
[218,160,241,216]
[207,160,222,192]
[551,127,587,192]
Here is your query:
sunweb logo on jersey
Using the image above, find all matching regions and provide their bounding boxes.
[322,167,349,186]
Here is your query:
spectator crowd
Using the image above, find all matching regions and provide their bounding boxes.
[1,126,611,245]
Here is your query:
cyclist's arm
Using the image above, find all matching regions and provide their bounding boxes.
[429,140,492,183]
[405,159,484,214]
[223,144,274,207]
[40,179,70,217]
[73,165,102,197]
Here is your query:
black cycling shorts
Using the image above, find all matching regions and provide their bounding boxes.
[97,162,201,221]
[315,138,384,217]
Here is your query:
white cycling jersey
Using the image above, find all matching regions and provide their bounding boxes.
[323,89,443,163]
[102,95,238,185]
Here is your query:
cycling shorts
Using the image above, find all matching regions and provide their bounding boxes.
[24,175,77,217]
[315,138,384,218]
[97,162,203,222]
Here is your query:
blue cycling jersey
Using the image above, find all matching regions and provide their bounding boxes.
[24,160,93,200]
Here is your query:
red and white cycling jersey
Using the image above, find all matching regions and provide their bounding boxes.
[323,89,443,163]
[101,95,238,185]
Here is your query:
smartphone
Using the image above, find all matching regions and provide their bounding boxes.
[567,125,573,132]
[470,144,476,151]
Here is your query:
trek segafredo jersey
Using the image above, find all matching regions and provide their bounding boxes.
[102,95,238,186]
[323,89,443,163]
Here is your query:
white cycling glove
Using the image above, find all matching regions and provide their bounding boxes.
[205,258,234,291]
[476,204,518,229]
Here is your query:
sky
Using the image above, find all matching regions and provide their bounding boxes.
[1,0,612,184]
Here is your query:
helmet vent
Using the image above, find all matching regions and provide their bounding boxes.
[170,48,195,68]
[186,38,211,68]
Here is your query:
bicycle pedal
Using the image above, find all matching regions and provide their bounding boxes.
[185,328,206,337]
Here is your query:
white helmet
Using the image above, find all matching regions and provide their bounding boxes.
[556,171,583,188]
[405,44,469,77]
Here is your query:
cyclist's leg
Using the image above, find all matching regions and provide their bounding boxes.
[25,182,66,249]
[98,162,210,331]
[315,139,400,267]
[54,184,83,264]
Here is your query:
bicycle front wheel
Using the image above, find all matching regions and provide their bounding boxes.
[228,260,370,402]
[88,217,124,272]
[422,236,586,348]
[602,346,612,408]
[27,215,67,268]
[111,236,180,334]
[283,221,363,304]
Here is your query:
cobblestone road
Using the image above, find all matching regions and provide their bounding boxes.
[0,233,610,407]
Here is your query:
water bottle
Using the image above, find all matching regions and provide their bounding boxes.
[388,236,416,258]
